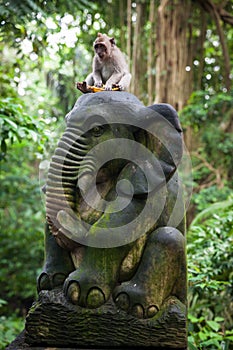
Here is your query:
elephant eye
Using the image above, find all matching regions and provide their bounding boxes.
[91,125,104,137]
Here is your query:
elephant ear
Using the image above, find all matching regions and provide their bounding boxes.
[148,103,182,132]
[117,161,166,198]
[127,103,183,196]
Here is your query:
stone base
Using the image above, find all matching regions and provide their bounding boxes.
[9,288,187,349]
[8,331,181,350]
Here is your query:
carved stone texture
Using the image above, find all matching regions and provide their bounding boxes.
[29,91,187,348]
[25,288,186,349]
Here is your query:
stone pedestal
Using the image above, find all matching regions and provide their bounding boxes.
[18,288,187,349]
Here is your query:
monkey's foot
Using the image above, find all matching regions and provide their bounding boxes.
[63,269,112,308]
[113,282,160,319]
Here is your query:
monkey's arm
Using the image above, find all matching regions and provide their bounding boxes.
[92,58,103,87]
[105,50,131,90]
[118,73,132,91]
[104,71,123,90]
[93,72,103,87]
[85,72,102,88]
[105,71,131,91]
[84,57,103,87]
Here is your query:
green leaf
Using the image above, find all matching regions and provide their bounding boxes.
[200,338,221,347]
[190,198,233,227]
[199,331,208,341]
[3,118,18,130]
[0,299,7,307]
[28,130,38,142]
[214,317,224,322]
[206,320,221,332]
[188,340,198,350]
[188,314,199,323]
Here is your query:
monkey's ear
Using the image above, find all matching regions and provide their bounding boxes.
[110,37,116,46]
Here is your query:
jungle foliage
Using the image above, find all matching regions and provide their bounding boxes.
[0,0,232,349]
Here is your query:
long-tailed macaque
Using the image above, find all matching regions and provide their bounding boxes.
[85,33,131,91]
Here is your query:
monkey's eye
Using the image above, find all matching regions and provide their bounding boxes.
[91,125,104,137]
[95,44,104,49]
[95,44,106,53]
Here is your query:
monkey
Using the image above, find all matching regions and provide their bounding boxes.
[84,33,131,91]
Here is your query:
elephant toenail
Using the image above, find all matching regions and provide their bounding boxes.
[147,305,159,318]
[67,282,80,304]
[86,287,105,308]
[37,273,51,291]
[115,292,130,311]
[131,304,144,318]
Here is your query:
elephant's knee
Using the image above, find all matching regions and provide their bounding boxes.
[149,227,185,251]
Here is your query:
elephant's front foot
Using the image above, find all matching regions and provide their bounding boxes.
[64,269,111,309]
[38,271,68,291]
[37,224,75,292]
[113,282,159,319]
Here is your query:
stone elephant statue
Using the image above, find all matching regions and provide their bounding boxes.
[38,91,186,319]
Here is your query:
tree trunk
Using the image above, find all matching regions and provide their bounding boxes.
[195,0,232,92]
[147,0,156,105]
[155,0,192,111]
[211,6,231,91]
[119,0,126,49]
[131,2,144,97]
[127,0,132,74]
[195,10,207,90]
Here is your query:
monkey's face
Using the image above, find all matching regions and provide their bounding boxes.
[94,43,108,60]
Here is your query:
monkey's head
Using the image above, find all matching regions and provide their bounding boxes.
[93,33,116,60]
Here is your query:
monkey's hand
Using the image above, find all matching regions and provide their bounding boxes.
[112,83,124,91]
[112,83,122,91]
[104,82,113,90]
[94,80,103,88]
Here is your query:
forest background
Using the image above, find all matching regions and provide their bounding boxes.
[0,0,232,349]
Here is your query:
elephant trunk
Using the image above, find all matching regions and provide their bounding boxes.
[46,126,94,248]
